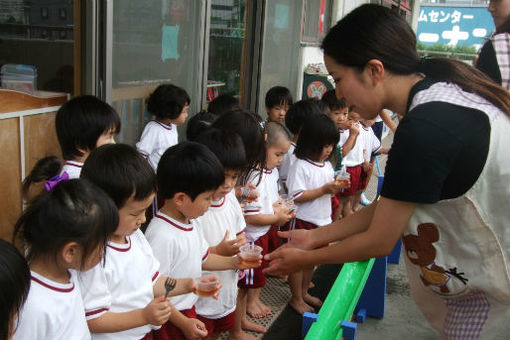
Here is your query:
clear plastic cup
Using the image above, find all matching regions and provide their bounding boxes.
[334,170,350,188]
[240,186,258,203]
[194,273,219,297]
[239,244,262,267]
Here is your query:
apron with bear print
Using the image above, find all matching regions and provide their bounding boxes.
[401,82,510,339]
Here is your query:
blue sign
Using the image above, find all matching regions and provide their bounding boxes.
[417,6,495,48]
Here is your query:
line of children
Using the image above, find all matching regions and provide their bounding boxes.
[55,95,120,179]
[12,156,119,340]
[145,142,261,340]
[136,84,190,171]
[78,144,195,340]
[285,114,342,314]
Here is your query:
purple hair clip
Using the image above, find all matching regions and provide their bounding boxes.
[44,171,69,191]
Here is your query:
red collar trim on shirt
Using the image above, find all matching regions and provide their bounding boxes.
[155,213,193,231]
[305,159,325,167]
[263,169,272,174]
[107,236,131,252]
[154,120,172,130]
[31,275,75,293]
[361,125,369,131]
[210,197,225,208]
[291,141,296,147]
[64,161,83,168]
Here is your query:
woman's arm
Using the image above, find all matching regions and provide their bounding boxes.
[264,197,415,275]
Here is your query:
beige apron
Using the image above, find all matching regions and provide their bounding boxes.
[402,82,510,339]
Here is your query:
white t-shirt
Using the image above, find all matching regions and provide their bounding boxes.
[14,270,91,340]
[194,191,245,319]
[78,229,161,340]
[62,160,83,179]
[287,158,334,226]
[341,122,365,167]
[244,169,279,243]
[145,212,210,311]
[279,142,296,189]
[359,125,381,161]
[136,120,178,171]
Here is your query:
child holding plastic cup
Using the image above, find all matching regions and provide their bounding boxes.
[241,122,293,320]
[285,114,345,315]
[145,142,261,340]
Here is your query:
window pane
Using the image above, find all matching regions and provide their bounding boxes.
[0,0,74,95]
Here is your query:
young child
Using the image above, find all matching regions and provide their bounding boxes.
[136,84,190,171]
[285,114,342,315]
[186,110,217,141]
[194,128,257,340]
[78,144,194,340]
[13,157,118,340]
[55,95,120,179]
[208,94,241,117]
[242,121,293,320]
[264,86,293,125]
[145,142,259,340]
[0,239,30,340]
[280,100,323,193]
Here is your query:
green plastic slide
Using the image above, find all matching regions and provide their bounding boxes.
[305,258,375,340]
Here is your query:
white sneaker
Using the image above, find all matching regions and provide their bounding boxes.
[360,192,372,206]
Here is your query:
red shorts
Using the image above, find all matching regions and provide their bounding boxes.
[153,307,197,340]
[267,224,280,252]
[140,332,153,340]
[238,233,268,289]
[338,165,362,197]
[359,168,369,191]
[197,311,236,337]
[331,194,339,220]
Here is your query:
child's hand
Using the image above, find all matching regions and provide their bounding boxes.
[182,317,208,339]
[348,121,360,135]
[275,208,292,226]
[362,161,372,173]
[323,181,342,195]
[215,230,240,256]
[235,253,262,270]
[142,296,172,326]
[235,231,247,249]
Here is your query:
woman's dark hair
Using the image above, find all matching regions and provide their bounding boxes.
[295,114,339,161]
[13,179,118,268]
[285,100,323,135]
[186,110,217,141]
[195,128,246,171]
[55,95,121,161]
[157,142,224,200]
[265,86,293,108]
[322,4,510,115]
[22,156,62,198]
[322,89,346,111]
[81,144,157,208]
[208,94,241,116]
[147,84,190,120]
[0,239,30,340]
[211,110,266,185]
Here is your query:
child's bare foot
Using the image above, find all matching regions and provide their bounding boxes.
[303,293,322,307]
[229,329,261,340]
[255,299,272,316]
[289,298,314,315]
[246,301,266,318]
[242,317,267,333]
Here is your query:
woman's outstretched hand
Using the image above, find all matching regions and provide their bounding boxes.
[263,247,306,276]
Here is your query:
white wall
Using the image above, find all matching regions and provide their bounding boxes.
[296,46,325,100]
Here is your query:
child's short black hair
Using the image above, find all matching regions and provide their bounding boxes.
[13,179,118,267]
[321,89,346,111]
[81,144,157,208]
[211,110,266,185]
[208,94,241,116]
[157,141,224,200]
[295,114,339,161]
[0,239,30,340]
[55,95,121,161]
[265,86,293,108]
[195,127,246,171]
[186,110,217,141]
[147,84,190,120]
[309,98,331,116]
[284,99,322,135]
